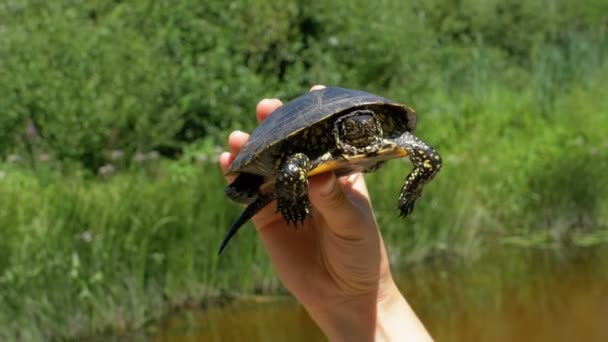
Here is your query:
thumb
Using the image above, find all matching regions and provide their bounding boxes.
[309,172,373,238]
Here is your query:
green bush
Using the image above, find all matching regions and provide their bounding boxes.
[1,0,606,170]
[1,0,608,339]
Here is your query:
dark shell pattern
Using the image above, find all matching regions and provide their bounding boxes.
[227,87,417,177]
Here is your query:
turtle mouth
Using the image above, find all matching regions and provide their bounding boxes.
[344,134,377,147]
[337,110,384,147]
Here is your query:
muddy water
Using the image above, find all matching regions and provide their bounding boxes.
[151,246,608,342]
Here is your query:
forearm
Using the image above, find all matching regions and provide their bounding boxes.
[374,281,433,342]
[307,293,376,342]
[306,281,433,342]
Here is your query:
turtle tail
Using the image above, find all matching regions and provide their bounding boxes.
[218,194,275,254]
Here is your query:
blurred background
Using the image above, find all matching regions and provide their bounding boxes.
[1,0,607,341]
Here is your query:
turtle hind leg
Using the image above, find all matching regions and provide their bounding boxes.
[224,173,265,205]
[395,132,442,217]
[276,153,313,226]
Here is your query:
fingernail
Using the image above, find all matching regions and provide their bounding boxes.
[319,173,336,196]
[218,151,230,163]
[229,130,246,139]
[260,98,281,105]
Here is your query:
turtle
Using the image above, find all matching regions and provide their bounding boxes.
[220,87,442,253]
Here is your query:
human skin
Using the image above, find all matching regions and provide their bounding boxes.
[218,85,433,342]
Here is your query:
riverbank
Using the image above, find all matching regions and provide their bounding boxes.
[2,72,608,339]
[2,1,608,339]
[145,245,608,342]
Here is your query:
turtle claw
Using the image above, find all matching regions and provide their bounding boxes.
[398,191,419,218]
[397,167,425,218]
[395,131,442,218]
[275,152,313,228]
[277,197,311,228]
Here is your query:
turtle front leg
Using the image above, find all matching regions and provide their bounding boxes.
[276,153,313,226]
[395,132,442,217]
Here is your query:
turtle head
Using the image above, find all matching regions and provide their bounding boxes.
[336,110,383,148]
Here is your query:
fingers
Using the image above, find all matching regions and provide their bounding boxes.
[221,94,278,177]
[308,172,376,239]
[220,96,280,180]
[256,86,324,122]
[218,152,232,173]
[221,86,325,181]
[256,98,283,123]
[218,130,249,183]
[228,130,249,155]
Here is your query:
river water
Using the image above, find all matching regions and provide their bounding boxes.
[150,246,608,341]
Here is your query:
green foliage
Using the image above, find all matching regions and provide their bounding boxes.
[1,0,608,340]
[0,160,275,340]
[2,69,608,338]
[1,0,606,169]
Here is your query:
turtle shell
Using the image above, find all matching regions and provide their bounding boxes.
[226,87,417,176]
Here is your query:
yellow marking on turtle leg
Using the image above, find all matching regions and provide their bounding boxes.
[276,153,313,226]
[394,131,442,218]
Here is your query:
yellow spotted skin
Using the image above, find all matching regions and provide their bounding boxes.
[265,109,441,226]
[396,133,442,217]
[275,153,312,225]
[219,87,442,254]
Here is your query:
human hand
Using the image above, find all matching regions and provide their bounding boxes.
[219,85,432,341]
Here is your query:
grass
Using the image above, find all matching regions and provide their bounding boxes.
[1,39,608,341]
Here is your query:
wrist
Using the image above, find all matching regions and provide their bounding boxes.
[306,291,377,342]
[374,281,433,341]
[305,279,433,342]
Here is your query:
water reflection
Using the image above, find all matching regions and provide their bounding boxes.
[151,246,608,342]
[404,247,608,341]
[152,298,324,342]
